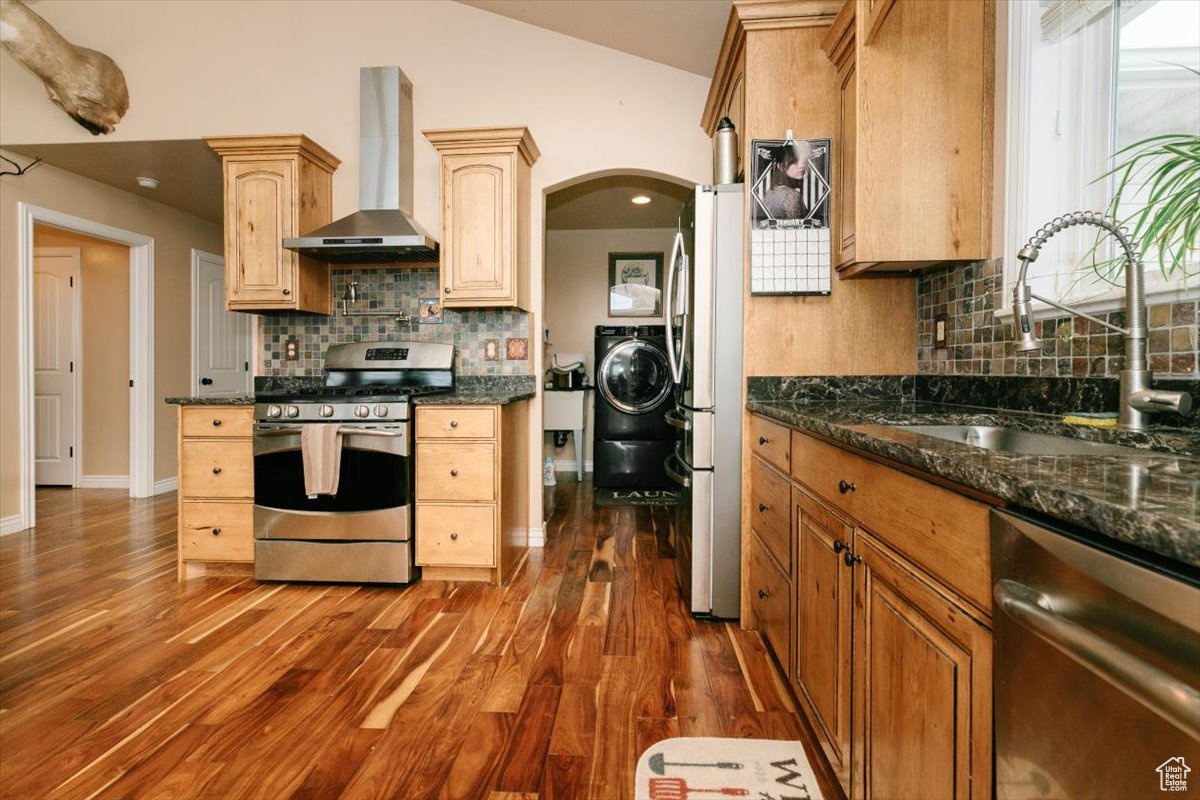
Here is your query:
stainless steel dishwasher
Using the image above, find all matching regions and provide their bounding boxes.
[991,509,1200,799]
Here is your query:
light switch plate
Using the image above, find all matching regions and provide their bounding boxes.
[935,315,948,349]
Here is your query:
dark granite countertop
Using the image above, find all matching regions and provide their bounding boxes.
[748,399,1200,569]
[166,396,255,405]
[414,375,536,406]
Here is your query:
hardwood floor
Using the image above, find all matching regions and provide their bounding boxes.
[1,479,829,800]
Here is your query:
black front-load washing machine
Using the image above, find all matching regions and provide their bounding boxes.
[593,325,676,488]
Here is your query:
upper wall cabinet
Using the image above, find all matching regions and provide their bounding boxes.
[205,135,340,314]
[822,0,995,277]
[423,127,540,312]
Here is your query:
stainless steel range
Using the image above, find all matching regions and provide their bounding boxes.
[252,341,454,583]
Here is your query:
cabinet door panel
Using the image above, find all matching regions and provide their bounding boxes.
[836,62,857,266]
[444,154,512,302]
[747,530,791,673]
[793,485,853,796]
[853,531,992,800]
[229,161,294,303]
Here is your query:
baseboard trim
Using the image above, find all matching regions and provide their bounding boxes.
[528,523,547,548]
[78,475,130,489]
[153,477,179,495]
[0,514,29,536]
[553,459,593,473]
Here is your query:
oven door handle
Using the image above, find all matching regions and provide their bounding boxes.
[255,426,405,438]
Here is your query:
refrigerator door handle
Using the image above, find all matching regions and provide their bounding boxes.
[664,453,692,488]
[664,231,684,385]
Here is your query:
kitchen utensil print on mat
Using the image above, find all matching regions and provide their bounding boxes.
[648,754,743,774]
[648,777,749,799]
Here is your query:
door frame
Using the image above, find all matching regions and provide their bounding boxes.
[16,203,155,532]
[190,248,253,398]
[33,247,84,488]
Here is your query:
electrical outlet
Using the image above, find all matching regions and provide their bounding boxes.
[285,338,300,361]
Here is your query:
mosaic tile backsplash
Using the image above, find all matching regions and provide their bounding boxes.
[917,258,1198,379]
[260,269,531,376]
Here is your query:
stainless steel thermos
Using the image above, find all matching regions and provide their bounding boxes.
[714,117,738,184]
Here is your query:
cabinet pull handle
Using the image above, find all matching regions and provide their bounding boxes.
[211,418,222,427]
[758,436,768,445]
[758,503,768,513]
[758,589,770,599]
[450,469,458,477]
[838,480,856,494]
[212,466,222,474]
[833,539,846,554]
[450,420,459,428]
[212,528,222,536]
[450,532,458,541]
[844,552,862,568]
[282,288,291,296]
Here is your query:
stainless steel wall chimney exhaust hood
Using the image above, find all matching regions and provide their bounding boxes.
[283,67,439,264]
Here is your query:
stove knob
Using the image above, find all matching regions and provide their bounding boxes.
[374,405,389,418]
[285,405,300,418]
[319,404,335,418]
[267,404,282,419]
[355,404,370,418]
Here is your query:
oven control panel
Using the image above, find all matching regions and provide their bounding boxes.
[365,347,409,361]
[256,401,409,423]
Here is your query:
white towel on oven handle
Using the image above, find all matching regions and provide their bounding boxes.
[301,424,343,498]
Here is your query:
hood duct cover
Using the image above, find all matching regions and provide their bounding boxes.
[283,66,439,264]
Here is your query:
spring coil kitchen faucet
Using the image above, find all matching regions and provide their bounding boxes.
[1011,211,1191,430]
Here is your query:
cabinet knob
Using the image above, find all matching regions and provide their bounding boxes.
[758,588,770,599]
[450,420,459,428]
[212,528,222,536]
[758,503,768,513]
[450,469,458,477]
[844,552,862,568]
[212,466,222,474]
[212,419,222,427]
[838,479,856,495]
[444,287,452,294]
[450,532,458,541]
[833,538,846,554]
[282,288,291,296]
[758,436,768,445]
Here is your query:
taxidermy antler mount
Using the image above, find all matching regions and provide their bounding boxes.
[0,0,129,134]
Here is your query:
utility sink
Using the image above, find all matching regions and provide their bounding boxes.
[896,425,1178,460]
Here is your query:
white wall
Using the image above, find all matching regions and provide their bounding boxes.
[543,226,676,469]
[0,0,713,531]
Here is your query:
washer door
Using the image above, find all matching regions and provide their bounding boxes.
[598,340,672,414]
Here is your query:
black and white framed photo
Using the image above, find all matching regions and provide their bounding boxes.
[749,137,833,296]
[608,252,664,317]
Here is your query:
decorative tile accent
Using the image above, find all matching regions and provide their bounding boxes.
[916,258,1198,380]
[259,268,530,376]
[505,338,528,360]
[483,340,500,361]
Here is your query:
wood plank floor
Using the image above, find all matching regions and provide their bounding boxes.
[1,479,831,800]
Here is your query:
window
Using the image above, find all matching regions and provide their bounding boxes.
[1003,0,1199,318]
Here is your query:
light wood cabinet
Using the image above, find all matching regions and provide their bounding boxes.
[205,135,340,313]
[821,0,995,277]
[414,403,528,583]
[176,405,254,579]
[423,128,540,311]
[745,414,994,799]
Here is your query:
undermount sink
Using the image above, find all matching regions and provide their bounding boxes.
[896,425,1177,460]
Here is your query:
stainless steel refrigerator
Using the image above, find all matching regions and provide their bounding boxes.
[663,184,744,619]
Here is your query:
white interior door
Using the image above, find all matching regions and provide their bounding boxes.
[193,251,252,397]
[34,248,79,486]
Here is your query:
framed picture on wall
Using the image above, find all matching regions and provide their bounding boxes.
[608,252,664,317]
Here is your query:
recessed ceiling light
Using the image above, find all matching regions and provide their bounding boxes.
[631,195,652,205]
[136,176,159,190]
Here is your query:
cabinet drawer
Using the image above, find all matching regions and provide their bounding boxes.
[416,441,496,502]
[750,456,791,572]
[181,406,253,438]
[791,431,992,617]
[416,505,496,567]
[180,440,253,499]
[179,502,253,561]
[417,407,496,439]
[750,415,790,473]
[747,531,792,674]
